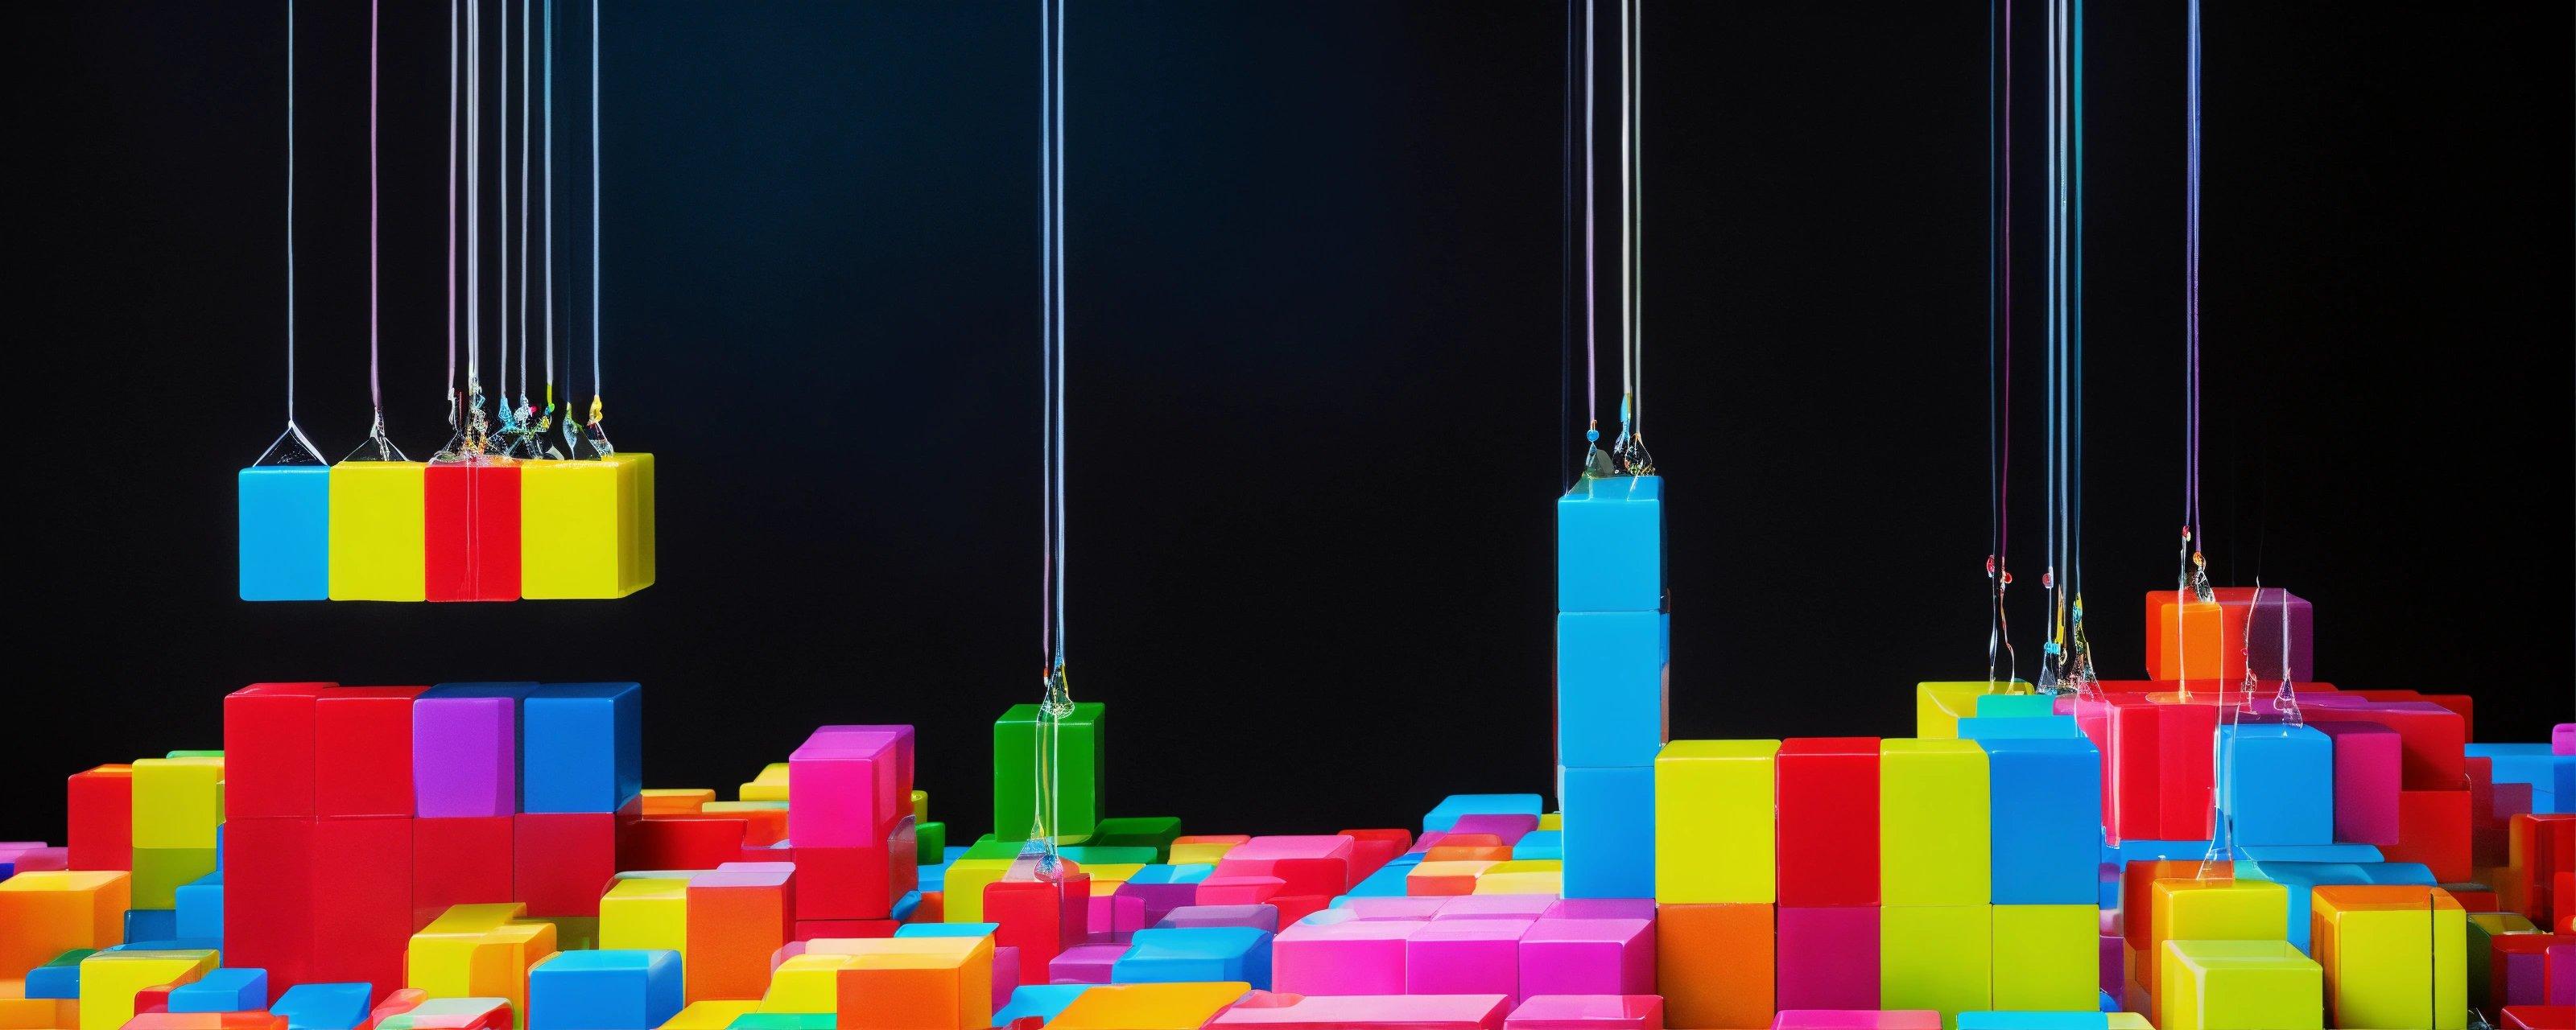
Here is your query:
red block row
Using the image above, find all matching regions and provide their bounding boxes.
[225,682,426,820]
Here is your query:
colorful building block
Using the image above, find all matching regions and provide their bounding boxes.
[985,868,1091,986]
[825,935,997,1030]
[423,460,520,603]
[310,814,413,991]
[1880,904,1991,1021]
[241,465,332,600]
[520,682,642,814]
[1557,474,1662,613]
[1505,994,1663,1029]
[1044,982,1253,1030]
[992,703,1104,844]
[1557,612,1670,768]
[167,967,269,1013]
[685,866,794,1001]
[67,764,135,871]
[1405,916,1525,1001]
[326,459,427,601]
[1654,740,1777,904]
[1659,901,1771,1029]
[516,810,623,917]
[526,948,683,1029]
[1271,917,1414,995]
[1559,765,1654,899]
[1425,796,1546,835]
[1985,737,2102,905]
[413,683,532,818]
[518,454,655,599]
[2310,885,2466,1030]
[1777,904,1876,1011]
[0,870,130,981]
[1208,991,1513,1028]
[2157,939,2322,1030]
[78,949,217,1030]
[224,683,330,818]
[270,982,375,1029]
[2311,722,2403,845]
[1991,904,2097,1012]
[1520,917,1656,997]
[1113,926,1273,987]
[131,757,225,851]
[1880,740,1991,906]
[2215,723,2333,846]
[2146,877,2289,1020]
[318,686,427,818]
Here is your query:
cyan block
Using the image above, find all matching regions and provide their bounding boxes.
[1555,611,1669,767]
[1976,694,2062,719]
[1422,793,1544,834]
[522,682,643,814]
[1112,926,1273,989]
[527,949,684,1029]
[1987,738,2103,905]
[1962,715,2083,740]
[240,466,332,601]
[994,984,1095,1025]
[1558,474,1663,612]
[895,921,999,938]
[124,908,178,942]
[270,982,375,1029]
[24,950,89,999]
[1957,1013,2116,1028]
[175,871,224,941]
[1127,864,1214,885]
[2241,843,2383,864]
[169,967,269,1013]
[2217,724,2333,846]
[1514,830,1564,859]
[891,889,921,921]
[1559,764,1654,899]
[1346,863,1410,897]
[2471,743,2575,813]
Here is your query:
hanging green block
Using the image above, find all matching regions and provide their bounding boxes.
[993,702,1105,845]
[1091,816,1184,862]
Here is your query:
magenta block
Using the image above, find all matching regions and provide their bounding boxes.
[1440,895,1558,921]
[1158,904,1281,932]
[2099,931,2122,996]
[2314,721,2403,845]
[1343,896,1451,921]
[1407,917,1531,1002]
[1770,1012,1941,1030]
[1272,919,1419,995]
[788,728,904,847]
[1451,814,1541,846]
[1084,892,1146,944]
[1198,876,1287,907]
[2556,723,2574,756]
[1207,991,1510,1028]
[1542,899,1656,921]
[2504,946,2553,1007]
[1216,835,1360,896]
[1504,995,1665,1029]
[1776,905,1877,1010]
[1517,918,1654,997]
[992,946,1021,1006]
[1050,942,1125,985]
[1116,879,1201,926]
[2548,943,2574,1005]
[413,693,518,817]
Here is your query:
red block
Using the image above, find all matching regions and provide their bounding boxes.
[517,811,621,917]
[2509,816,2576,924]
[1335,829,1414,882]
[2121,859,2207,955]
[311,816,413,997]
[625,816,753,873]
[425,460,522,603]
[223,818,316,1001]
[988,871,1091,985]
[2502,1004,2576,1029]
[793,844,896,921]
[1272,894,1329,926]
[414,815,516,928]
[315,686,427,817]
[2387,789,2472,884]
[224,682,332,819]
[2308,699,2467,789]
[1777,736,1880,906]
[687,867,796,1002]
[795,919,898,940]
[2154,700,2221,840]
[67,764,134,871]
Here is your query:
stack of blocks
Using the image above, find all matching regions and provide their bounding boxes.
[1557,474,1666,900]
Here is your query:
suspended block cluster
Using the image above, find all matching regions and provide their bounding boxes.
[239,454,655,603]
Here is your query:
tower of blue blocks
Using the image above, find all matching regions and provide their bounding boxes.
[1556,473,1665,898]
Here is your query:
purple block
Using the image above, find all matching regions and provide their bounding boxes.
[2502,947,2550,1007]
[1449,814,1541,846]
[788,728,902,847]
[413,690,520,817]
[1158,904,1280,932]
[2313,721,2403,845]
[1776,905,1877,1010]
[1517,917,1654,997]
[2240,589,2314,682]
[1406,916,1530,1002]
[2100,932,2123,996]
[1439,894,1558,921]
[1084,892,1146,944]
[1049,942,1125,985]
[1113,879,1199,928]
[1541,899,1656,922]
[1340,896,1449,921]
[2557,724,2575,756]
[2549,943,2574,1006]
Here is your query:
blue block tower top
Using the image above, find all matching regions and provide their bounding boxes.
[1558,475,1664,613]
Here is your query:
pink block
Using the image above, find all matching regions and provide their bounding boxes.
[1272,919,1420,995]
[1216,836,1360,896]
[1407,831,1449,855]
[1406,917,1531,1001]
[1776,905,1877,1010]
[2547,944,2573,1005]
[1504,995,1665,1029]
[1542,899,1657,921]
[1517,918,1655,997]
[1085,892,1147,944]
[810,724,917,804]
[992,946,1021,1006]
[1158,904,1279,932]
[3,845,67,872]
[1451,814,1541,846]
[1199,876,1288,906]
[1206,991,1510,1028]
[2556,724,2574,756]
[1049,943,1125,985]
[1440,895,1558,921]
[1770,1012,1942,1030]
[1342,896,1451,921]
[788,729,903,847]
[2314,721,2404,845]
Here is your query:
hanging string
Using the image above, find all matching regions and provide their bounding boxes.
[2178,0,2214,613]
[348,0,404,462]
[259,0,322,468]
[1559,0,1576,489]
[1985,0,2017,688]
[1578,0,1604,476]
[539,0,557,445]
[2038,0,2070,694]
[581,0,609,449]
[2064,0,2094,694]
[465,0,485,445]
[516,0,535,436]
[495,0,518,445]
[1612,0,1653,475]
[446,0,460,436]
[1022,0,1074,874]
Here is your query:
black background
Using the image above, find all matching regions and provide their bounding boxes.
[17,2,2570,844]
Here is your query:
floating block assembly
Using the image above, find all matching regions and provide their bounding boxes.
[326,459,427,601]
[240,465,332,600]
[518,454,656,599]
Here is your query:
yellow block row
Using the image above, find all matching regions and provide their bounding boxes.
[328,455,656,601]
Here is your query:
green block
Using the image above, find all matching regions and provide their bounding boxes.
[1059,846,1158,866]
[164,750,225,759]
[726,1013,836,1028]
[130,847,219,908]
[993,702,1104,844]
[916,821,947,865]
[1092,816,1184,862]
[964,834,1024,861]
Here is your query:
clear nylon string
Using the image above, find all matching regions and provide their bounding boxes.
[1622,0,1640,443]
[542,0,555,430]
[368,0,382,423]
[1027,0,1074,870]
[447,0,460,427]
[498,0,514,430]
[467,0,482,414]
[260,0,323,467]
[1986,0,2016,686]
[517,0,532,425]
[588,0,602,422]
[1583,0,1597,447]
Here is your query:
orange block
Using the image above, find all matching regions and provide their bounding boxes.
[0,997,81,1030]
[0,871,131,981]
[1659,902,1774,1030]
[687,867,795,1001]
[827,936,995,1030]
[2146,590,2245,682]
[1405,861,1494,896]
[1424,843,1516,863]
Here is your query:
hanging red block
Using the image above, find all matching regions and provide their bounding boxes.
[426,460,522,602]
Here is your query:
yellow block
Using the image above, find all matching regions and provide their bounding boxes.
[0,871,130,981]
[77,949,215,1030]
[328,459,428,601]
[1880,739,1992,905]
[740,763,791,803]
[1538,813,1563,831]
[657,1000,760,1028]
[2148,876,2288,1020]
[2104,1016,2153,1029]
[758,953,854,1013]
[912,789,931,822]
[2310,886,2467,1030]
[407,902,557,1017]
[130,847,218,909]
[1880,904,1992,1022]
[940,859,1013,923]
[1046,982,1252,1030]
[2158,939,2322,1030]
[601,877,691,954]
[1991,904,2098,1011]
[130,756,226,849]
[1473,860,1564,896]
[1169,840,1242,865]
[1655,740,1780,904]
[519,454,654,599]
[642,789,716,815]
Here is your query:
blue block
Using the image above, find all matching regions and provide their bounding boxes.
[1112,926,1273,989]
[272,983,377,1029]
[1957,1014,2112,1029]
[1346,863,1410,897]
[919,862,947,892]
[2241,843,2383,864]
[175,871,225,942]
[1960,715,2082,740]
[1555,612,1668,767]
[995,984,1094,1025]
[1422,794,1544,834]
[891,889,921,922]
[123,908,178,942]
[522,682,644,814]
[1985,737,2103,905]
[1558,474,1662,612]
[1975,694,2061,719]
[2217,724,2333,846]
[169,967,270,1013]
[2471,744,2576,814]
[1513,830,1563,860]
[1558,764,1653,899]
[895,921,999,938]
[1127,864,1216,885]
[240,465,332,601]
[24,951,89,999]
[527,949,684,1029]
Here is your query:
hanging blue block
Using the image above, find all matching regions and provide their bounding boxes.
[1557,475,1662,612]
[240,466,332,601]
[271,982,378,1029]
[1555,612,1668,768]
[1559,764,1654,899]
[2218,723,2333,846]
[1985,737,2102,905]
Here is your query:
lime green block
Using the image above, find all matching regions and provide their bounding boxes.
[916,821,947,865]
[1881,740,1992,905]
[940,859,1013,923]
[1092,816,1184,862]
[1882,904,1992,1024]
[1654,740,1780,904]
[2159,939,2322,1030]
[130,847,218,908]
[993,702,1104,844]
[1991,904,2099,1011]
